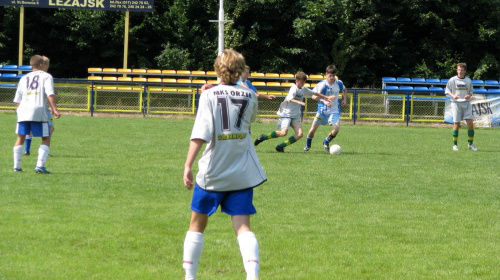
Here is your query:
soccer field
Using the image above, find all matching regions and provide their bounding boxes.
[0,112,499,279]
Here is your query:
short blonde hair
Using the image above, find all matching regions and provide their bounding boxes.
[214,49,246,84]
[295,71,308,81]
[30,55,44,68]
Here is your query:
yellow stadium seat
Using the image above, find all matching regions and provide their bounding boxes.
[102,68,117,73]
[132,69,147,74]
[162,70,177,75]
[103,76,118,81]
[118,77,132,82]
[280,73,295,79]
[88,67,102,73]
[132,77,147,82]
[252,81,266,86]
[266,82,281,87]
[281,82,294,87]
[163,88,178,93]
[147,69,162,74]
[251,72,265,78]
[101,86,118,90]
[310,83,318,88]
[192,79,207,84]
[118,68,132,73]
[308,74,323,80]
[177,88,193,93]
[117,86,133,91]
[163,78,177,83]
[304,83,311,87]
[148,87,164,92]
[177,79,192,84]
[265,73,279,78]
[148,78,162,83]
[206,71,217,76]
[88,76,102,81]
[207,80,219,85]
[177,70,191,75]
[192,70,206,76]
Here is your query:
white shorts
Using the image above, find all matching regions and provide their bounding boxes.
[313,111,340,126]
[277,117,300,130]
[451,102,473,122]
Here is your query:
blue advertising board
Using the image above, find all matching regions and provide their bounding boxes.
[2,0,154,12]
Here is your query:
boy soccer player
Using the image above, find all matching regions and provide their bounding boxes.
[304,65,347,152]
[182,49,267,280]
[253,72,334,152]
[13,55,60,173]
[445,62,477,151]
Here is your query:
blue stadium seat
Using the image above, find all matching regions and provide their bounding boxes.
[385,86,399,90]
[426,78,441,84]
[472,80,484,85]
[484,80,499,86]
[3,65,18,70]
[397,77,411,82]
[414,86,429,91]
[487,88,500,93]
[382,77,397,83]
[429,87,444,92]
[474,88,488,93]
[411,78,426,83]
[17,74,26,79]
[2,73,17,78]
[18,65,32,71]
[400,86,413,90]
[440,79,449,84]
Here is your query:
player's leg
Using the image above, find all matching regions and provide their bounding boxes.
[33,122,52,173]
[14,122,29,172]
[254,119,286,146]
[224,189,259,280]
[465,119,476,151]
[323,114,340,152]
[451,102,461,151]
[304,113,325,151]
[274,119,291,152]
[183,185,221,280]
[24,133,32,155]
[276,119,302,152]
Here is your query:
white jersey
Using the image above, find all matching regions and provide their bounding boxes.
[314,80,343,114]
[191,84,267,192]
[14,70,55,122]
[277,84,316,118]
[445,76,473,103]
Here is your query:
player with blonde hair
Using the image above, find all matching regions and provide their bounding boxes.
[182,49,267,280]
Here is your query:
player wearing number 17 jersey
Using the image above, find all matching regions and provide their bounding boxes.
[182,49,266,280]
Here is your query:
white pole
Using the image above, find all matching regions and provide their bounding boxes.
[218,0,224,55]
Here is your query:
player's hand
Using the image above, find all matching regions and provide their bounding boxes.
[200,83,214,92]
[328,96,337,101]
[267,95,276,100]
[183,167,194,190]
[323,100,331,107]
[53,110,61,119]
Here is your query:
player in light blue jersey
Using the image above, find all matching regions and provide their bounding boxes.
[237,65,275,100]
[182,49,266,280]
[254,71,334,152]
[304,65,347,152]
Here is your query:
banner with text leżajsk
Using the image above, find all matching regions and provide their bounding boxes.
[444,94,500,128]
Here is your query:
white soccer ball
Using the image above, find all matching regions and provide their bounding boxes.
[329,144,342,155]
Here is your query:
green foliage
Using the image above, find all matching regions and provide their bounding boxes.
[155,42,191,69]
[473,53,500,80]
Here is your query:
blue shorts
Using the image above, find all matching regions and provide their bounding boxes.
[16,122,51,137]
[191,184,257,216]
[313,111,340,126]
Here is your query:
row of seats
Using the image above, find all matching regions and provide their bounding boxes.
[88,67,325,81]
[88,75,317,88]
[0,73,26,79]
[383,77,500,87]
[0,65,32,71]
[384,85,500,93]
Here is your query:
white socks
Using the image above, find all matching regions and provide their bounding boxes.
[13,145,23,169]
[238,231,260,280]
[183,231,204,280]
[37,144,50,168]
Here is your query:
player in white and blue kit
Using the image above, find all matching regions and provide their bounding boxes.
[304,65,348,152]
[13,55,60,173]
[182,49,267,280]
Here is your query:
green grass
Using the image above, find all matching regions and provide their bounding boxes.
[0,112,499,279]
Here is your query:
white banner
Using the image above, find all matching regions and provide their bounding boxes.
[444,94,500,128]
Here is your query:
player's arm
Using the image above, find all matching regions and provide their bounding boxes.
[47,95,60,119]
[289,98,305,106]
[341,87,348,106]
[183,138,205,190]
[311,93,331,107]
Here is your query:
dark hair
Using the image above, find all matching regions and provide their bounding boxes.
[326,65,337,74]
[295,71,307,81]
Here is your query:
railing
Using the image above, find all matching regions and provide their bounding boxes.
[2,78,495,126]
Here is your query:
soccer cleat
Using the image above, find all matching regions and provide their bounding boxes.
[452,145,459,151]
[323,140,330,153]
[35,167,51,174]
[303,145,310,152]
[468,144,477,151]
[13,168,23,172]
[23,151,30,156]
[254,135,265,146]
[275,145,285,153]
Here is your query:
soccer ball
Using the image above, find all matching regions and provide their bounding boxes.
[329,144,342,155]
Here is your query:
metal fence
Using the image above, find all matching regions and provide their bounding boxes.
[0,79,449,125]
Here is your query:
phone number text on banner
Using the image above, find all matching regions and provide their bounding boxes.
[444,94,500,128]
[3,0,154,12]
